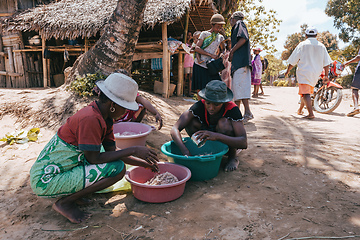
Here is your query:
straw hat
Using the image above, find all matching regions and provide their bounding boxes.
[198,80,233,103]
[96,73,139,111]
[210,14,225,25]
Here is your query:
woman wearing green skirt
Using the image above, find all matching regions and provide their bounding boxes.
[30,73,159,223]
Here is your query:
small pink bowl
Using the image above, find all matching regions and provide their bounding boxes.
[113,122,155,149]
[125,162,191,203]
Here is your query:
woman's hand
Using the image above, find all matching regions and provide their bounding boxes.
[143,161,160,173]
[228,51,234,62]
[210,54,219,59]
[133,146,159,166]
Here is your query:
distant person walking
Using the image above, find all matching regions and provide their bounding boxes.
[285,27,332,119]
[229,11,254,123]
[343,49,360,117]
[259,56,268,95]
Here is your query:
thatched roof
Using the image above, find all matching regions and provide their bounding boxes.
[2,0,200,40]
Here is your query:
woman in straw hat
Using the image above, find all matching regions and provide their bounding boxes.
[30,73,159,223]
[171,80,247,172]
[192,14,226,98]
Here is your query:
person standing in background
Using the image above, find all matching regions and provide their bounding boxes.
[251,47,263,98]
[192,14,226,97]
[229,11,254,123]
[184,31,195,96]
[343,49,360,117]
[259,56,268,95]
[221,38,232,89]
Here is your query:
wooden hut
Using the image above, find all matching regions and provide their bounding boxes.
[1,0,217,97]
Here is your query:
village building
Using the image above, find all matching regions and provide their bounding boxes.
[0,0,218,97]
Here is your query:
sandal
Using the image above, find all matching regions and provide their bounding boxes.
[244,114,254,121]
[347,108,360,117]
[303,115,315,119]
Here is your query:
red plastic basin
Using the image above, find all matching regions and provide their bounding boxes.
[113,122,154,149]
[125,162,191,203]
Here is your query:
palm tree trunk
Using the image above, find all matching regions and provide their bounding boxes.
[67,0,148,82]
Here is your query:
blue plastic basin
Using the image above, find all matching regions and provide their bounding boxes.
[161,137,229,181]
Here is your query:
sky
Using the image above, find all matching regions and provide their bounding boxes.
[260,0,346,56]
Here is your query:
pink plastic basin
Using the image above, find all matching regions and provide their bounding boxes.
[125,162,191,203]
[113,122,154,149]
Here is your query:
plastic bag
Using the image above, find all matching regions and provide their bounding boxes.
[96,164,132,193]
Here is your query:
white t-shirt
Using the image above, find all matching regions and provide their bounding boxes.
[195,31,225,68]
[288,38,332,86]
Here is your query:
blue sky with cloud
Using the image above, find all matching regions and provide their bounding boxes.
[260,0,345,55]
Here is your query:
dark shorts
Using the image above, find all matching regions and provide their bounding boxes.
[351,66,360,89]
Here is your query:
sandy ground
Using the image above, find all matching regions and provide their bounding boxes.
[1,86,360,240]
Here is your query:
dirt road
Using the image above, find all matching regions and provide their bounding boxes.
[1,86,360,239]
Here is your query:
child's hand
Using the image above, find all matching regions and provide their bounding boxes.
[155,112,163,130]
[178,142,190,156]
[194,130,218,142]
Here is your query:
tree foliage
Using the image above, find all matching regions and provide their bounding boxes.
[225,0,282,53]
[213,0,239,17]
[281,24,339,61]
[68,0,147,83]
[262,54,286,80]
[325,0,360,44]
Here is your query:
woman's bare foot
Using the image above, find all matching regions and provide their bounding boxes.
[52,199,91,223]
[225,158,239,172]
[303,115,315,119]
[297,109,304,115]
[75,197,92,206]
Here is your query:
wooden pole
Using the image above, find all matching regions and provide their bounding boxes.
[6,47,15,87]
[0,71,23,77]
[47,58,51,86]
[177,10,189,96]
[0,33,5,87]
[85,37,89,52]
[13,44,26,87]
[183,9,190,44]
[162,23,170,98]
[41,35,48,87]
[177,53,184,96]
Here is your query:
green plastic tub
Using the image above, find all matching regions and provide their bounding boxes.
[161,137,229,181]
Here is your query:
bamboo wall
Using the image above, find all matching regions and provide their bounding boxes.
[0,0,53,88]
[0,0,52,14]
[0,32,28,88]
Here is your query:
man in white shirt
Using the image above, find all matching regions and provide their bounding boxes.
[285,27,332,119]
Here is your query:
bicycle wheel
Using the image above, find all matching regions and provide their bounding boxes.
[313,87,342,113]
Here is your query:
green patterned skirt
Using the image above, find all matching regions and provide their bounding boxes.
[30,134,124,198]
